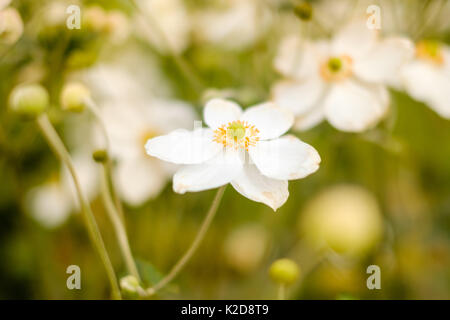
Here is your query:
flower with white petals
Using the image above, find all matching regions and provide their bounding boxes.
[85,59,197,206]
[145,99,320,211]
[272,20,413,132]
[401,40,450,119]
[98,99,196,206]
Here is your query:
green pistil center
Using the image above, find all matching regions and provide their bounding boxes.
[328,57,343,73]
[227,122,246,141]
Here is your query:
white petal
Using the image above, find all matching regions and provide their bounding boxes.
[353,37,414,87]
[331,19,377,58]
[145,128,221,164]
[249,135,320,180]
[241,102,294,140]
[204,98,243,129]
[274,38,330,79]
[173,150,243,193]
[402,61,450,119]
[115,158,167,206]
[231,164,289,211]
[293,104,326,131]
[271,77,325,115]
[26,183,73,229]
[324,80,389,132]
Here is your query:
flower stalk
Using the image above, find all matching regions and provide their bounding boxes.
[145,186,226,295]
[36,114,121,299]
[99,162,141,281]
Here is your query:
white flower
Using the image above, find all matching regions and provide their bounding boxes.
[26,152,99,228]
[401,40,450,119]
[145,98,321,211]
[84,57,196,206]
[194,0,272,51]
[272,20,413,132]
[98,99,196,206]
[135,0,191,54]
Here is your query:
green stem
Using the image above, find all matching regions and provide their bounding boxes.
[85,97,125,222]
[146,186,226,295]
[36,114,121,300]
[99,163,141,281]
[278,284,286,300]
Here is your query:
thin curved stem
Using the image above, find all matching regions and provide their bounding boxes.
[85,97,125,222]
[100,163,141,281]
[146,186,226,295]
[36,114,121,300]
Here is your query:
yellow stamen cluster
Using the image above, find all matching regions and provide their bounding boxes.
[213,120,259,151]
[320,55,353,82]
[416,40,444,65]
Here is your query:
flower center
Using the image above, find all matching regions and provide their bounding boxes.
[320,55,353,82]
[141,129,158,149]
[416,40,444,65]
[213,120,259,151]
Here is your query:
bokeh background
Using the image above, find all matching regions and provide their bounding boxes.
[0,0,449,299]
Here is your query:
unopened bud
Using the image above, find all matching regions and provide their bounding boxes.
[92,149,108,163]
[9,84,49,118]
[294,2,313,21]
[60,82,90,112]
[120,275,140,298]
[269,258,300,285]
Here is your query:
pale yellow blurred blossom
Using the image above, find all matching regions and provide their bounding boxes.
[194,0,272,51]
[299,185,383,257]
[223,224,269,273]
[0,2,23,45]
[135,0,191,54]
[272,20,413,132]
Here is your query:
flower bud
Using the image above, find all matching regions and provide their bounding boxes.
[120,275,140,298]
[0,7,23,45]
[294,2,313,21]
[60,82,90,112]
[9,84,49,118]
[92,149,108,163]
[269,258,300,285]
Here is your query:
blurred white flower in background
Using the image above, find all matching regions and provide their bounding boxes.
[272,20,413,132]
[26,152,99,229]
[146,98,320,211]
[0,0,23,45]
[401,40,450,119]
[194,0,272,51]
[98,99,196,206]
[298,184,383,257]
[135,0,191,54]
[84,51,197,206]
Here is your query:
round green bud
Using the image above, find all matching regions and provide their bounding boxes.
[9,84,49,118]
[269,258,300,285]
[92,149,108,163]
[60,82,90,112]
[120,275,140,298]
[294,2,313,21]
